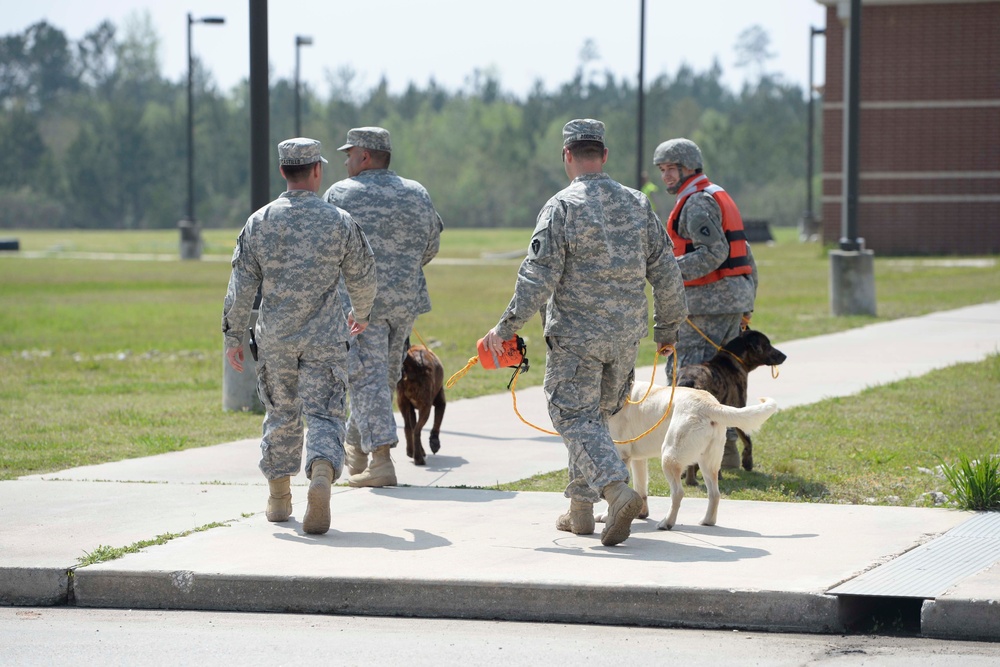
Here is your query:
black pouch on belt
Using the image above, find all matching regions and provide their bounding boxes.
[247,327,258,361]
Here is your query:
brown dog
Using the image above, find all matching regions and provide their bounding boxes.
[396,343,446,466]
[675,328,786,483]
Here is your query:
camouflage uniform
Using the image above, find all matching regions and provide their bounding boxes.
[223,139,377,482]
[323,127,443,455]
[655,138,759,469]
[652,139,758,372]
[672,189,758,370]
[493,121,687,504]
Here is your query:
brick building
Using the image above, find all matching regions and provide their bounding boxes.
[817,0,1000,255]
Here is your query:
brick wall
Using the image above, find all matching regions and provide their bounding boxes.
[819,0,1000,255]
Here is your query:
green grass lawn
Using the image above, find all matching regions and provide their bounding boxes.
[2,227,998,507]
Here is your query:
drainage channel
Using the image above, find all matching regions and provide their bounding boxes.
[828,512,1000,635]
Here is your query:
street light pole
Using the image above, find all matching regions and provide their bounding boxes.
[829,0,876,317]
[295,35,313,137]
[636,0,646,190]
[841,0,862,252]
[802,26,826,240]
[184,13,225,249]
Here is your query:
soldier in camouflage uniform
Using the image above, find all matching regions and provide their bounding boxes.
[223,137,377,535]
[323,127,443,488]
[653,137,758,469]
[482,119,687,547]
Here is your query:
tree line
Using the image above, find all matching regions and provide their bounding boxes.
[0,14,815,231]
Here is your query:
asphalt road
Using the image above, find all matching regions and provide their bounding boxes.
[3,607,998,665]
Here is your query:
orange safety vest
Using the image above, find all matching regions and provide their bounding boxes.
[665,175,752,287]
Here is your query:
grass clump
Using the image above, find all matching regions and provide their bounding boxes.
[76,520,232,567]
[939,454,1000,511]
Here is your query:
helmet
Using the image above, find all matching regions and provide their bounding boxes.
[652,138,703,171]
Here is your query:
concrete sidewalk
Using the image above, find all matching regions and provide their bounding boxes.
[2,302,999,640]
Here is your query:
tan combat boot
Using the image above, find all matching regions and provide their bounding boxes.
[348,444,397,488]
[265,476,292,522]
[556,499,595,535]
[721,432,741,470]
[600,481,643,546]
[303,460,334,535]
[344,442,368,476]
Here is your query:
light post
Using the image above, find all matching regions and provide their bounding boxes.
[636,0,646,190]
[841,0,862,252]
[801,25,826,240]
[223,0,267,414]
[182,13,225,260]
[295,35,313,137]
[829,0,876,317]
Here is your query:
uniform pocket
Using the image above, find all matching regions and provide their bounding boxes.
[256,362,274,411]
[543,337,583,413]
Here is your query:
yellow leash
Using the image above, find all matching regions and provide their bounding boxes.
[446,355,479,389]
[410,328,430,349]
[611,349,679,445]
[506,345,680,445]
[685,318,747,367]
[685,318,781,379]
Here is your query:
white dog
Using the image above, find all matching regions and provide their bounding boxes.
[603,381,778,530]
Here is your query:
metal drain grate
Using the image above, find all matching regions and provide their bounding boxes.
[829,512,1000,598]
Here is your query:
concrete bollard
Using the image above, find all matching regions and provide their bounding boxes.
[829,248,877,316]
[223,309,265,413]
[178,219,203,260]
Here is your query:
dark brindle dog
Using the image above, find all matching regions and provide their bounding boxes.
[676,328,786,484]
[397,342,446,466]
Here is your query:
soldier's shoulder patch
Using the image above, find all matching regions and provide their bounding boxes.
[699,225,712,237]
[528,220,551,260]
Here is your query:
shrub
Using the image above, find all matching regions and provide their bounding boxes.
[939,454,1000,511]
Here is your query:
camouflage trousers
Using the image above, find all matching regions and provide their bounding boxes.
[345,315,416,454]
[543,336,639,504]
[256,342,350,481]
[666,313,743,382]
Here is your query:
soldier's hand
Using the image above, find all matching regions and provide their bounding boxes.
[481,328,505,368]
[657,343,676,358]
[347,312,368,336]
[226,346,244,373]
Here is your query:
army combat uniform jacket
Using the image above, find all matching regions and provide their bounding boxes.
[494,172,686,346]
[223,189,377,352]
[324,169,442,321]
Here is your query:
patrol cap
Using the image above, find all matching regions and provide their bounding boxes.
[562,118,605,146]
[337,127,392,153]
[277,137,328,166]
